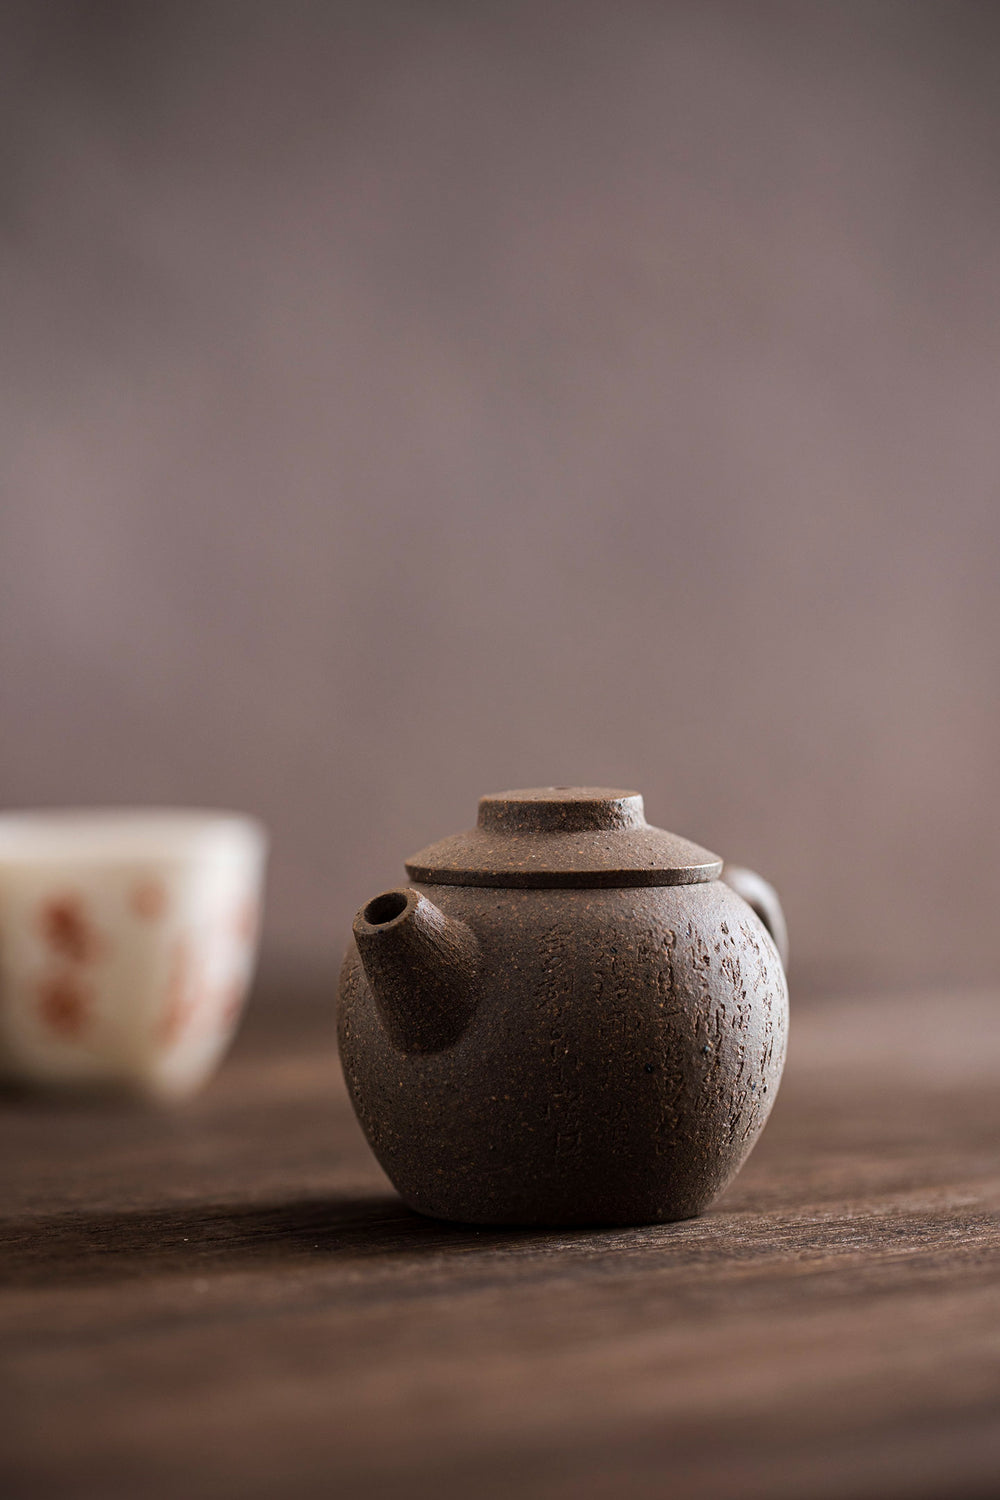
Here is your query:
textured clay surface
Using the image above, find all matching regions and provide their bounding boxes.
[338,879,787,1226]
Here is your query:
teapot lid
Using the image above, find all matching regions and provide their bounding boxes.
[405,787,722,889]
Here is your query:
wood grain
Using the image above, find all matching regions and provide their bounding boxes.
[2,988,999,1500]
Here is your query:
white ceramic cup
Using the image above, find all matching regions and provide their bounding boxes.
[0,810,267,1100]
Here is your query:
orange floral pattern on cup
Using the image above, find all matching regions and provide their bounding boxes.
[130,878,167,921]
[159,939,201,1047]
[40,895,105,964]
[37,972,92,1037]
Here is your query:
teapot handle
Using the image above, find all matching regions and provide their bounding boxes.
[721,864,789,969]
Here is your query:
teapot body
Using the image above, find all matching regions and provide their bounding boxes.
[338,876,787,1226]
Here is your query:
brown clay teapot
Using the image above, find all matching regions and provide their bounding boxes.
[338,787,788,1226]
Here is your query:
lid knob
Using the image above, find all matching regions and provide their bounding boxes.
[477,787,646,834]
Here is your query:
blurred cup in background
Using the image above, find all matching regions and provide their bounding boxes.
[0,810,267,1101]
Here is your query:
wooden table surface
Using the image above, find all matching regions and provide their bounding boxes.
[2,986,999,1500]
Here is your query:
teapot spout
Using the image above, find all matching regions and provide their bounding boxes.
[352,889,479,1053]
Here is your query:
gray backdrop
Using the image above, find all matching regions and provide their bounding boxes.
[2,1,999,993]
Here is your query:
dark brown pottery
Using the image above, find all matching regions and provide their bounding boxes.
[338,788,788,1227]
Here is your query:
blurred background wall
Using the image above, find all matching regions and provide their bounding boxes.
[1,0,999,996]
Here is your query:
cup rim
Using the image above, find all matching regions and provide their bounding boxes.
[0,808,267,864]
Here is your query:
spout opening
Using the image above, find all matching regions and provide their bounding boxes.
[362,890,412,927]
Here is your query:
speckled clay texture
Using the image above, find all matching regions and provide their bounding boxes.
[339,789,787,1227]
